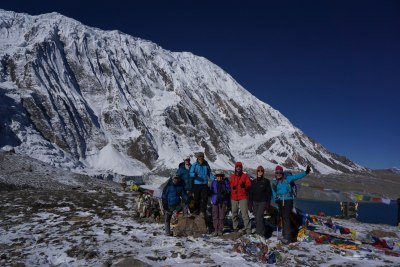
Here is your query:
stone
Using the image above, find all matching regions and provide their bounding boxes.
[113,257,150,267]
[369,230,398,238]
[1,146,15,153]
[173,215,207,237]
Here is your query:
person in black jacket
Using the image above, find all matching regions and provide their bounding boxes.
[176,156,193,194]
[248,165,272,241]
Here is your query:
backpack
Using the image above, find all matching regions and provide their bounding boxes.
[272,171,297,198]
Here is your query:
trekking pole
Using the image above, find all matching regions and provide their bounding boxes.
[280,197,284,239]
[276,201,279,239]
[276,216,279,239]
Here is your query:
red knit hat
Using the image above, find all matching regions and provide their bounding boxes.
[235,162,243,168]
[275,165,283,172]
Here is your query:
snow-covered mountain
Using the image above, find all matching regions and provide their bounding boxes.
[390,167,400,175]
[0,9,365,175]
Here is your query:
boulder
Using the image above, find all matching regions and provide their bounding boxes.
[1,145,15,154]
[113,257,150,267]
[173,215,208,237]
[369,229,398,238]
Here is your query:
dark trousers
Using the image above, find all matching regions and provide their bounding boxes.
[397,198,400,226]
[193,184,209,214]
[212,203,226,232]
[277,199,293,240]
[164,209,173,234]
[253,201,269,236]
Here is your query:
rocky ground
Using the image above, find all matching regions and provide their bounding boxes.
[296,170,400,201]
[1,186,399,267]
[0,150,119,191]
[0,188,139,266]
[1,151,400,266]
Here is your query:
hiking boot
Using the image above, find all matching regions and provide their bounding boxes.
[165,231,172,236]
[246,229,252,235]
[217,231,223,236]
[211,232,218,237]
[281,238,290,245]
[258,235,266,244]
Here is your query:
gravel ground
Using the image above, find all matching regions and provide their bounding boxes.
[0,151,399,267]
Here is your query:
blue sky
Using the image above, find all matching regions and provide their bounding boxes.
[2,1,399,169]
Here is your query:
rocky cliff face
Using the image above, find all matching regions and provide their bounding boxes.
[0,9,365,175]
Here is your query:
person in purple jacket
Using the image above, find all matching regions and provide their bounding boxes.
[209,170,231,236]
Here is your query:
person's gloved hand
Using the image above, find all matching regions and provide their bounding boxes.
[305,165,311,174]
[240,182,246,189]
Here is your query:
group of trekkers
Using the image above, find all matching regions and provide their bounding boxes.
[162,152,311,244]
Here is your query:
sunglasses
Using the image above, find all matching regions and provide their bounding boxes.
[275,172,283,175]
[257,170,264,173]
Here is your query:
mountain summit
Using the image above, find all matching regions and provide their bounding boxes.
[0,9,364,175]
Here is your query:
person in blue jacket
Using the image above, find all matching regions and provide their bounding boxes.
[189,152,214,217]
[271,165,311,244]
[162,175,188,236]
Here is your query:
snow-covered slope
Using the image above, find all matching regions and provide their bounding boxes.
[0,9,365,175]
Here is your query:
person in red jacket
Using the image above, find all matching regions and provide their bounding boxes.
[229,162,252,234]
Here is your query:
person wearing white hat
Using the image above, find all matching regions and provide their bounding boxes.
[189,152,215,217]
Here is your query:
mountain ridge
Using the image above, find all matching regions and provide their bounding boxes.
[0,9,366,175]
